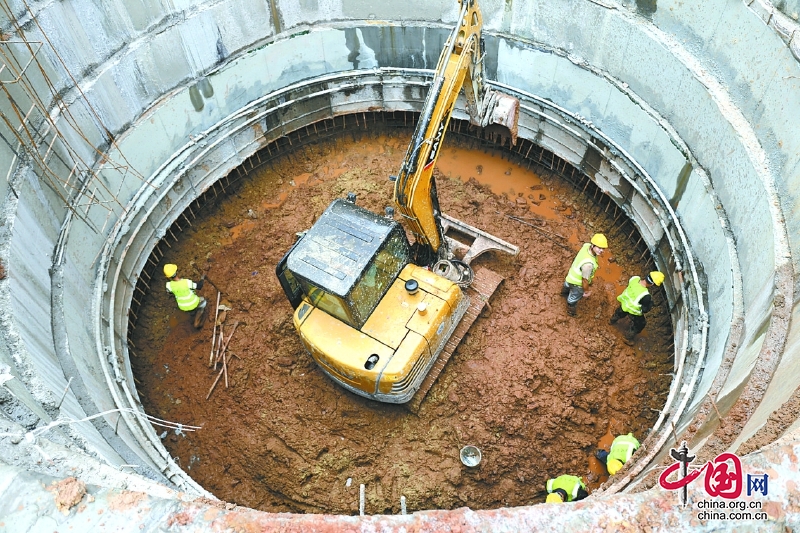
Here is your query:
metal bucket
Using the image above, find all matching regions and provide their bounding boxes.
[460,445,482,467]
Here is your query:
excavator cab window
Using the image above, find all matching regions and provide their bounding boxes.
[276,236,305,310]
[299,281,355,325]
[348,229,410,325]
[283,198,412,329]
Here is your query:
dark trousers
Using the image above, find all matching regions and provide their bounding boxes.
[561,282,583,306]
[190,298,207,328]
[611,306,646,335]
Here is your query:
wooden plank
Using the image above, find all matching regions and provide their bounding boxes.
[406,267,503,413]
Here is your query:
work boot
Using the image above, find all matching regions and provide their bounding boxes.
[595,449,608,463]
[567,304,577,317]
[193,300,208,329]
[623,329,636,346]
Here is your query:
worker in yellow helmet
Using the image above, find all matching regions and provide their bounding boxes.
[595,433,640,476]
[545,474,589,503]
[164,263,207,328]
[561,233,608,316]
[610,271,665,345]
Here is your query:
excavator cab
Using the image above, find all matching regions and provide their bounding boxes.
[278,197,470,403]
[283,198,411,327]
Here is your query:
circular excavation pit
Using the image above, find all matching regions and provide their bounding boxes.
[128,116,673,514]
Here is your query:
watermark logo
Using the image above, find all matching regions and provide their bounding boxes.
[747,473,768,497]
[658,441,770,521]
[660,441,696,506]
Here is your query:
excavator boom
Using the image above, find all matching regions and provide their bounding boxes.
[393,0,519,266]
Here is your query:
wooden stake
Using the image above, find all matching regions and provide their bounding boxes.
[209,291,221,367]
[223,351,229,388]
[708,393,724,426]
[207,366,224,400]
[215,326,224,369]
[218,321,239,364]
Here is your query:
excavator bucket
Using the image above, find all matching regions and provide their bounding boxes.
[482,90,520,146]
[440,213,519,266]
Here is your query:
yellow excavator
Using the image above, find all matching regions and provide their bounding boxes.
[276,0,519,405]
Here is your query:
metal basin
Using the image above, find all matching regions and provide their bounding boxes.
[460,445,482,467]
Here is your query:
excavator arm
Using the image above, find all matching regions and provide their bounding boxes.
[393,0,519,266]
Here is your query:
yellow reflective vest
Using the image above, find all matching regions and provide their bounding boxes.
[617,276,649,316]
[166,278,200,311]
[546,475,587,502]
[565,243,598,286]
[609,433,640,464]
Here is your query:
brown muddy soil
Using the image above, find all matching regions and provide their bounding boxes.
[129,128,673,514]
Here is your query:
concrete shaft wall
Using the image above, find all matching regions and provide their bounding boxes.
[2,429,799,530]
[0,0,799,521]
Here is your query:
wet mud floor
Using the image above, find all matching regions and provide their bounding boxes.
[129,127,673,514]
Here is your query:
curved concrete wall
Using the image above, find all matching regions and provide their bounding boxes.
[0,0,799,519]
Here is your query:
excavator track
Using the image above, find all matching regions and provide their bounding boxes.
[406,266,504,413]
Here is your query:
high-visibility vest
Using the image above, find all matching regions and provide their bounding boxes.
[565,243,598,286]
[617,276,649,316]
[546,475,587,502]
[609,433,640,464]
[167,279,200,311]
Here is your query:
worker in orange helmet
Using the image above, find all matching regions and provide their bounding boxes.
[610,271,665,345]
[545,474,589,503]
[595,433,640,476]
[561,233,608,316]
[164,263,207,328]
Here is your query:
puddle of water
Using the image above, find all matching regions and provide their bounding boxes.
[587,422,617,485]
[261,192,289,209]
[436,145,565,222]
[229,219,257,241]
[597,423,617,450]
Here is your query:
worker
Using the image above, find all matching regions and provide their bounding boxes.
[561,233,608,316]
[164,264,207,328]
[545,474,589,503]
[595,432,640,475]
[610,271,665,344]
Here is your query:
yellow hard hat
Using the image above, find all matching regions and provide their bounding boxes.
[163,264,178,278]
[590,233,608,248]
[546,492,564,503]
[607,459,624,475]
[647,271,665,286]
